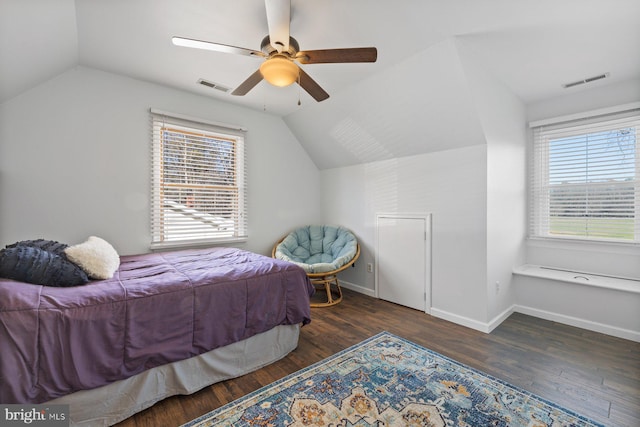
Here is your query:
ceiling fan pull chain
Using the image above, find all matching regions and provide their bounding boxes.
[297,74,301,106]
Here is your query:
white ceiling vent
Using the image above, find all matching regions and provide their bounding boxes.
[562,73,610,89]
[197,79,230,93]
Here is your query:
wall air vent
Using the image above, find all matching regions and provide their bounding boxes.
[562,73,610,89]
[197,79,230,93]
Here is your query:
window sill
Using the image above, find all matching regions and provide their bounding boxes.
[513,264,640,294]
[150,237,248,252]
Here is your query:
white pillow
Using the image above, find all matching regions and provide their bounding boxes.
[64,236,120,280]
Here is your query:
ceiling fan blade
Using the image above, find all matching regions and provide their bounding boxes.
[297,67,329,102]
[265,0,290,52]
[296,47,378,64]
[231,69,264,96]
[172,36,265,58]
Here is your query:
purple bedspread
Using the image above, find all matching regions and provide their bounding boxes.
[0,247,313,404]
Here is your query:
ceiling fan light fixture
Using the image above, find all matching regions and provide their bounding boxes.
[260,56,298,87]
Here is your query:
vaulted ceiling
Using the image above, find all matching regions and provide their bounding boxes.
[2,0,639,169]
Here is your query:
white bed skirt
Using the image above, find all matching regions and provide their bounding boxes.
[47,324,301,427]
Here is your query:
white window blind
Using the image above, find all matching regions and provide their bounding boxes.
[150,110,247,249]
[529,107,639,244]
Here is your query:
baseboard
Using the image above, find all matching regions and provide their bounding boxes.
[340,280,376,298]
[430,308,493,333]
[342,285,514,334]
[487,305,516,333]
[514,305,640,343]
[339,284,639,342]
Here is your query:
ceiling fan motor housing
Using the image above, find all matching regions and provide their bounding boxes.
[261,35,300,57]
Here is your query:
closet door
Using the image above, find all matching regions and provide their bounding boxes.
[376,214,430,312]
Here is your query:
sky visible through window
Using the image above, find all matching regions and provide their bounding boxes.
[549,128,636,185]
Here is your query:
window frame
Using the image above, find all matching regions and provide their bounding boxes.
[149,109,248,250]
[528,104,639,245]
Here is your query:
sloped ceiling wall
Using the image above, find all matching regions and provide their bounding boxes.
[284,38,488,170]
[3,1,638,172]
[0,1,491,173]
[0,0,78,102]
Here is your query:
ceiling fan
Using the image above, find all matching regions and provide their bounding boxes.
[172,0,377,102]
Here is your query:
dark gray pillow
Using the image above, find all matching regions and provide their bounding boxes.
[0,246,89,287]
[6,239,69,257]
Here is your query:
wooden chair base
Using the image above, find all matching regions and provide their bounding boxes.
[310,274,343,307]
[272,238,360,309]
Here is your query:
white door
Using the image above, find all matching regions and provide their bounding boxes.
[376,214,430,312]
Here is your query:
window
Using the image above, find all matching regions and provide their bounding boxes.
[529,106,639,244]
[150,110,247,248]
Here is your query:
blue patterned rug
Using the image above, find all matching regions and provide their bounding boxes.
[182,332,604,426]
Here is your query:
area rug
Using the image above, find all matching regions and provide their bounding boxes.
[182,332,604,427]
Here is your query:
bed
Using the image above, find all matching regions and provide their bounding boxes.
[0,246,314,426]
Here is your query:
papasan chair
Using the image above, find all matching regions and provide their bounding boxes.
[272,225,360,307]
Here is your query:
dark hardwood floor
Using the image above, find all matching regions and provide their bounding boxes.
[117,288,640,427]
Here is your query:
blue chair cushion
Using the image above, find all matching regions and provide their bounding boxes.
[275,225,358,274]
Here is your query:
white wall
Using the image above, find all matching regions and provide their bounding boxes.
[0,66,322,256]
[515,275,640,341]
[456,38,528,325]
[317,38,530,332]
[321,145,489,327]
